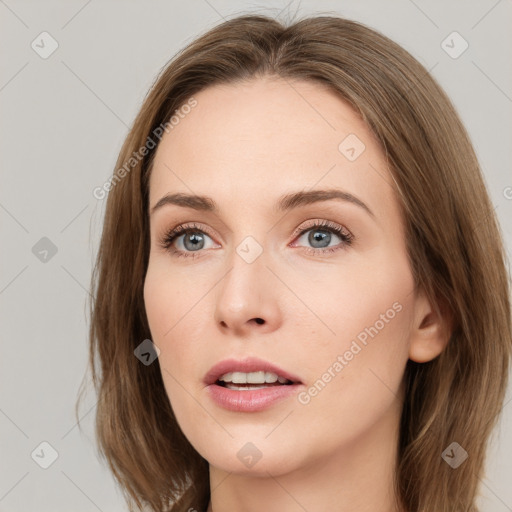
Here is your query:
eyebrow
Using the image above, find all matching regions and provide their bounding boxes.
[150,188,374,218]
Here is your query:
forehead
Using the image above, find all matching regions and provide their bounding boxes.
[148,77,395,219]
[154,77,373,164]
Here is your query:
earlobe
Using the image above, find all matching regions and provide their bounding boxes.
[409,292,452,363]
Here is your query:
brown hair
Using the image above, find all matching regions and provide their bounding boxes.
[81,13,512,512]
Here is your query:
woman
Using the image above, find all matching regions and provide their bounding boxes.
[84,13,512,512]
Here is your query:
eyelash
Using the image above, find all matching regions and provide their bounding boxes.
[158,220,354,260]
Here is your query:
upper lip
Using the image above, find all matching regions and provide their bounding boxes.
[204,357,303,385]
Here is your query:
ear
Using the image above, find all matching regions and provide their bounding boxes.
[409,289,452,363]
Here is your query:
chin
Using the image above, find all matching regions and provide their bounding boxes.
[208,453,296,477]
[190,433,304,477]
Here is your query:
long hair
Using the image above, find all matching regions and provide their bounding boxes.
[81,13,512,512]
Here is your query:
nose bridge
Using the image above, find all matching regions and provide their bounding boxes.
[218,239,267,311]
[213,236,279,332]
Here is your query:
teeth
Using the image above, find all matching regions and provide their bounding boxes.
[220,372,234,382]
[232,372,247,384]
[218,371,290,384]
[247,371,265,383]
[265,372,278,383]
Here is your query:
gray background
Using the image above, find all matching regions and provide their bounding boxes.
[1,0,511,511]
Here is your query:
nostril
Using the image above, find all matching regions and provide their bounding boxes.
[254,318,264,325]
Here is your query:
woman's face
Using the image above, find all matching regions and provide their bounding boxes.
[144,77,421,475]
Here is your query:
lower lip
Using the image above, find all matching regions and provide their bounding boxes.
[206,383,302,412]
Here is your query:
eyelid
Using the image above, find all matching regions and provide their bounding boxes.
[158,221,218,247]
[290,218,353,242]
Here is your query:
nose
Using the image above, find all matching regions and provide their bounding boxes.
[213,251,282,337]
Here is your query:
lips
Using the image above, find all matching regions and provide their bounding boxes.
[203,357,302,386]
[203,357,304,412]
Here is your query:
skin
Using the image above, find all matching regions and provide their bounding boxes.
[143,76,450,512]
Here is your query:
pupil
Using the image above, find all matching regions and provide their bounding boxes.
[184,232,204,251]
[309,230,330,248]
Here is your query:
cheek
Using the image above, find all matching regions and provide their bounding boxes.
[143,265,173,346]
[143,266,199,416]
[143,258,203,346]
[298,264,414,433]
[303,254,414,400]
[287,248,414,351]
[143,259,209,382]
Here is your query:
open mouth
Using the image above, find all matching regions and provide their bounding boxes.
[215,371,295,391]
[205,360,303,412]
